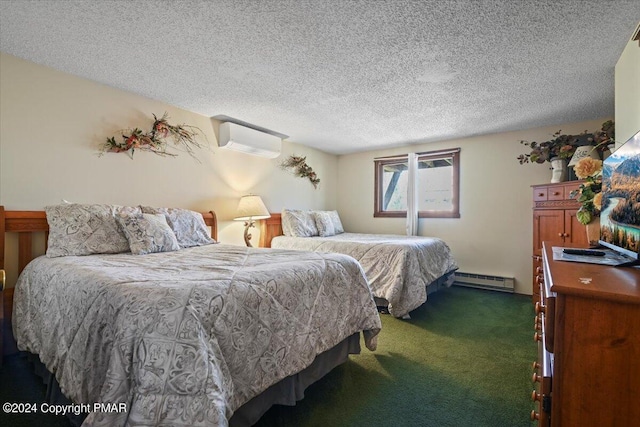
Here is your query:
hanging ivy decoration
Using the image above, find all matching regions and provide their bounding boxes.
[280,155,320,189]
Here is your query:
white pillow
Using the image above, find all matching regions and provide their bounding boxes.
[281,209,319,237]
[141,207,216,248]
[327,210,344,234]
[312,210,344,235]
[116,213,180,255]
[312,211,336,237]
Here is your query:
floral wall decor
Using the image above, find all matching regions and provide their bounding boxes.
[517,120,615,164]
[570,157,603,225]
[100,112,207,160]
[280,155,320,188]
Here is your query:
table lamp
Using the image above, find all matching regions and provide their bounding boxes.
[234,195,271,247]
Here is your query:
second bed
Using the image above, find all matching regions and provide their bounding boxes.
[262,212,458,318]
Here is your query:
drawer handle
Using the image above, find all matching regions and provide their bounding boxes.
[532,361,540,370]
[530,410,540,421]
[538,193,544,197]
[553,191,560,195]
[535,302,546,314]
[531,390,541,402]
[534,332,542,342]
[532,372,542,383]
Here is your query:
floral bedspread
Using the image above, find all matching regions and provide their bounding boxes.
[272,233,458,317]
[12,244,381,426]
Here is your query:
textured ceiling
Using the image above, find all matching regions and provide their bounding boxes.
[1,1,638,154]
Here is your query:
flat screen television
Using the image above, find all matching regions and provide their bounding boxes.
[599,129,640,260]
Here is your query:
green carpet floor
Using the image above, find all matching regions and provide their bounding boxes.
[255,286,537,427]
[0,286,536,427]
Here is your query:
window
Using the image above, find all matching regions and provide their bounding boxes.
[374,148,460,218]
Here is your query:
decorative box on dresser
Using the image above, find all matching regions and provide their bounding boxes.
[532,181,589,303]
[531,242,640,426]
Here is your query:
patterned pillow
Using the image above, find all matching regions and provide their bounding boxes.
[281,209,319,237]
[45,203,141,257]
[312,211,336,237]
[141,207,216,248]
[116,213,180,255]
[310,210,345,235]
[327,210,344,234]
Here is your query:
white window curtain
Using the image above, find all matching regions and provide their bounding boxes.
[406,152,418,236]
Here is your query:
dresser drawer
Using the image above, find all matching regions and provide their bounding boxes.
[547,187,564,200]
[562,182,581,200]
[532,302,552,426]
[541,253,556,353]
[533,187,548,202]
[533,182,584,205]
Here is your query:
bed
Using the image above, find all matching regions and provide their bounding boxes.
[261,211,458,318]
[0,205,382,427]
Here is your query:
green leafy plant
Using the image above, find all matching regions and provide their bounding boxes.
[517,120,614,165]
[518,130,580,164]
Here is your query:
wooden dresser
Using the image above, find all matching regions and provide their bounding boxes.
[531,242,640,426]
[532,182,589,303]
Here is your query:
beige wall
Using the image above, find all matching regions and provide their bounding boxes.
[336,118,610,295]
[615,27,640,145]
[0,50,629,296]
[0,53,338,285]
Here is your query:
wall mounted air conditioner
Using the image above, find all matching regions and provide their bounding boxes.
[218,122,282,158]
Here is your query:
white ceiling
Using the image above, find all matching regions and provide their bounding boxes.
[1,1,638,154]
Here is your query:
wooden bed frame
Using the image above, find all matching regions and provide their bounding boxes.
[0,206,218,362]
[259,213,282,248]
[0,206,364,425]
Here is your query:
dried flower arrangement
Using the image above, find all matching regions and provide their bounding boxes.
[280,155,320,188]
[100,112,206,159]
[517,120,615,164]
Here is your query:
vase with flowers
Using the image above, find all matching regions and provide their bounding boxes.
[517,130,580,165]
[569,157,603,246]
[517,120,615,183]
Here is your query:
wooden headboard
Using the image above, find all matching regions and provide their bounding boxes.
[0,206,218,277]
[0,205,217,362]
[0,207,49,276]
[0,206,52,360]
[259,213,283,248]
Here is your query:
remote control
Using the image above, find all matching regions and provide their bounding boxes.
[563,249,606,256]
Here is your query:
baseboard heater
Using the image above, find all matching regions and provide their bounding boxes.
[453,272,515,293]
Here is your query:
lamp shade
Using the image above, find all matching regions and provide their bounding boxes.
[234,195,271,221]
[569,145,599,167]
